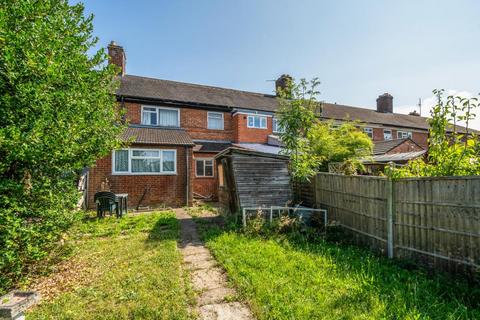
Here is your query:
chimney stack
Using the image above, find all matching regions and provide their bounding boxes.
[376,93,393,113]
[107,41,126,76]
[275,74,293,98]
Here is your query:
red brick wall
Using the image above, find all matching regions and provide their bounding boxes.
[386,140,424,154]
[181,109,233,141]
[123,102,233,141]
[233,113,273,143]
[371,126,428,148]
[125,102,141,124]
[412,131,428,149]
[192,152,218,199]
[87,145,193,209]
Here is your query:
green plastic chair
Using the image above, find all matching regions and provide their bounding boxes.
[94,191,117,218]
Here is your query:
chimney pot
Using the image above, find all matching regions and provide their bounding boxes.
[376,93,393,113]
[107,41,126,76]
[275,74,293,98]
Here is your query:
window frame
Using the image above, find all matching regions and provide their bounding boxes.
[112,148,177,175]
[207,112,224,130]
[272,117,285,133]
[383,129,393,140]
[247,115,268,129]
[141,105,180,127]
[195,158,214,178]
[397,131,412,139]
[364,127,373,138]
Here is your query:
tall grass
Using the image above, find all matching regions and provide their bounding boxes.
[199,218,480,319]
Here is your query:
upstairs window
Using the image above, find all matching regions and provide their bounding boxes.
[272,118,285,133]
[383,129,392,140]
[247,115,267,129]
[141,106,179,127]
[364,127,373,138]
[397,131,412,139]
[142,107,157,125]
[196,159,214,177]
[113,149,176,174]
[207,112,224,130]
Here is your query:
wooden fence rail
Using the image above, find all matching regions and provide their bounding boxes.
[296,173,480,275]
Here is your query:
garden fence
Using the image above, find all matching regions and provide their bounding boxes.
[296,173,480,275]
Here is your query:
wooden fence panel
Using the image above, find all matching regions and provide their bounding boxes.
[394,177,480,274]
[313,173,388,254]
[298,173,480,276]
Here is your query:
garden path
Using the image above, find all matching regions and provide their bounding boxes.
[175,209,254,320]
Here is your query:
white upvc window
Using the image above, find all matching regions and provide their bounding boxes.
[272,118,285,133]
[112,149,177,175]
[196,159,214,177]
[364,127,373,138]
[207,112,224,130]
[247,115,267,129]
[383,129,392,140]
[397,131,412,139]
[141,106,180,127]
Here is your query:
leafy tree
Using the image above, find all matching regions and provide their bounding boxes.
[0,0,124,292]
[309,121,372,172]
[277,78,372,181]
[387,89,480,178]
[277,78,322,181]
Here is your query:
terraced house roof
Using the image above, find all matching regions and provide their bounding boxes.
[117,75,470,132]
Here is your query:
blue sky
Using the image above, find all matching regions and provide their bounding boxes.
[80,0,480,125]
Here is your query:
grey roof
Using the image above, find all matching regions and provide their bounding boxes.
[367,150,427,163]
[193,141,231,153]
[372,138,422,155]
[233,143,283,156]
[121,125,194,146]
[118,75,472,133]
[118,75,277,110]
[321,103,431,131]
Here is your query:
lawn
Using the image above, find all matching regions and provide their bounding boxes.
[26,211,194,320]
[199,221,480,320]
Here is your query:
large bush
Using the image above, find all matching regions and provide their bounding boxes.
[0,0,124,292]
[388,90,480,178]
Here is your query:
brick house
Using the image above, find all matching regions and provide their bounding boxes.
[86,41,434,209]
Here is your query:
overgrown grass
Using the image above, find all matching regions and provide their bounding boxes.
[199,220,480,319]
[27,211,194,320]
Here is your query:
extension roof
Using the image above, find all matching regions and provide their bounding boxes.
[121,125,195,146]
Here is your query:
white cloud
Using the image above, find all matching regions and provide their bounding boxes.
[396,90,480,130]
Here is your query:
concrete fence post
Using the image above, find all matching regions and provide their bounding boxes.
[242,208,246,228]
[386,178,394,259]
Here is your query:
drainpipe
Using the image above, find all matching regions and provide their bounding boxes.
[185,146,190,206]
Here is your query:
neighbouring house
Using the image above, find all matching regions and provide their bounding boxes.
[362,138,427,173]
[85,41,439,209]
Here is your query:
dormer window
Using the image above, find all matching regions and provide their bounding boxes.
[247,115,267,129]
[141,106,180,127]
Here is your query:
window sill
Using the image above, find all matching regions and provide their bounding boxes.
[111,172,178,176]
[195,175,215,179]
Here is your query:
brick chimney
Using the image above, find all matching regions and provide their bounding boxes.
[376,93,393,113]
[275,74,293,98]
[107,41,126,76]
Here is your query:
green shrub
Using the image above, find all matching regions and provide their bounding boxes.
[0,0,123,294]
